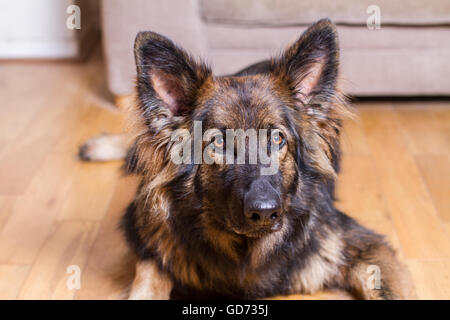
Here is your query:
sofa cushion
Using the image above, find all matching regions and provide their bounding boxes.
[209,48,450,95]
[205,25,450,51]
[200,0,450,26]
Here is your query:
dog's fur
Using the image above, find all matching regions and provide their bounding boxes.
[80,19,414,299]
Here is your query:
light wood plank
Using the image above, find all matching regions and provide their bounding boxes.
[0,264,30,299]
[336,154,403,256]
[0,65,86,150]
[360,106,450,259]
[0,196,16,233]
[0,154,78,264]
[430,107,450,129]
[396,105,450,155]
[415,155,450,222]
[52,99,124,154]
[17,221,99,300]
[406,259,450,300]
[56,160,122,221]
[75,175,138,299]
[0,59,106,195]
[340,116,371,156]
[0,87,83,195]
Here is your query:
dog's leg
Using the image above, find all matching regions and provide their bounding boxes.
[79,133,128,161]
[343,238,415,300]
[128,260,173,300]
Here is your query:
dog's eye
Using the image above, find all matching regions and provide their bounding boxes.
[213,136,224,148]
[271,131,285,147]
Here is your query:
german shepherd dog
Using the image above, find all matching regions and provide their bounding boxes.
[80,19,413,299]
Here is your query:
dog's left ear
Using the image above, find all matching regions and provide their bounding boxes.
[274,19,345,179]
[275,19,339,104]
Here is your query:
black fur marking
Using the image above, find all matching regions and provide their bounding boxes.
[120,201,157,260]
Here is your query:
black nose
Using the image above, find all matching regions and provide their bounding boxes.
[244,179,282,228]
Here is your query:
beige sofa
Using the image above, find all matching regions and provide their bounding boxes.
[101,0,450,97]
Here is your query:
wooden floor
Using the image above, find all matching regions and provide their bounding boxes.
[0,54,449,300]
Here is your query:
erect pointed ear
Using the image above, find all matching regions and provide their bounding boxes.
[275,19,339,105]
[134,32,211,118]
[273,20,347,180]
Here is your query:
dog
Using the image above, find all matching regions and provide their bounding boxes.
[80,19,413,299]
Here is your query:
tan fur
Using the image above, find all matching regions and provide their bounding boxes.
[291,230,344,294]
[345,244,416,300]
[128,260,173,300]
[249,218,290,268]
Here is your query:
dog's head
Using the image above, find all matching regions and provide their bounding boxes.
[131,19,347,240]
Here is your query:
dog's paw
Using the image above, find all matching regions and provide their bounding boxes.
[78,134,127,162]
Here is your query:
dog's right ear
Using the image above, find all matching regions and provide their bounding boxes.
[273,19,339,105]
[134,32,211,118]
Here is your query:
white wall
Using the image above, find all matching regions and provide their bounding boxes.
[0,0,79,58]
